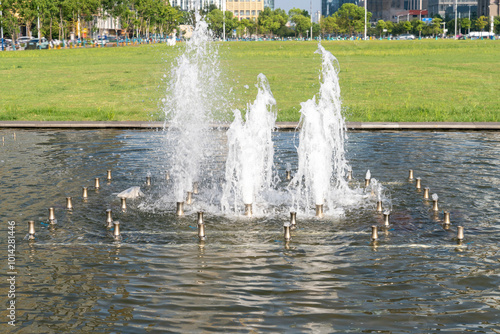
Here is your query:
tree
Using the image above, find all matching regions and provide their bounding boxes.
[320,15,338,36]
[207,8,237,38]
[385,20,394,36]
[403,20,411,33]
[375,19,386,38]
[461,18,471,34]
[475,16,488,34]
[291,14,311,38]
[334,3,371,37]
[431,17,442,37]
[494,16,500,34]
[413,20,424,38]
[257,7,288,37]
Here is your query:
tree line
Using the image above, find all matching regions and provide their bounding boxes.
[1,1,499,42]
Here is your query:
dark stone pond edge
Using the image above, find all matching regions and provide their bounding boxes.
[1,121,500,131]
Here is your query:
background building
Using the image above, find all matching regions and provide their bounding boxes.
[478,0,500,17]
[226,0,264,21]
[264,0,275,10]
[428,0,477,18]
[169,0,226,11]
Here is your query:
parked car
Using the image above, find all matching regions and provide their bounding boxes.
[398,34,416,40]
[25,37,49,50]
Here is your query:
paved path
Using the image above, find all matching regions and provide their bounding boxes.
[1,121,500,130]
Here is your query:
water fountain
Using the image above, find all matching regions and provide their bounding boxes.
[3,9,499,333]
[221,73,277,215]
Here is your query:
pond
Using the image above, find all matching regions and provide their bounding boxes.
[1,129,499,333]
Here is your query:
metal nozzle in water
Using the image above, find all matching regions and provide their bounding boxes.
[376,201,383,213]
[107,170,112,181]
[165,171,170,180]
[176,202,184,216]
[286,170,291,181]
[186,192,193,205]
[408,169,414,181]
[415,178,421,189]
[146,176,151,186]
[383,212,390,227]
[28,220,36,240]
[433,199,439,211]
[48,207,56,222]
[290,212,297,230]
[315,204,324,218]
[66,197,73,210]
[423,188,430,199]
[106,209,113,228]
[121,197,127,211]
[193,182,199,195]
[82,187,88,199]
[443,211,451,225]
[347,170,353,181]
[113,221,121,239]
[95,177,100,189]
[457,226,464,241]
[365,178,371,187]
[197,212,206,241]
[371,226,378,241]
[244,204,252,217]
[284,222,291,241]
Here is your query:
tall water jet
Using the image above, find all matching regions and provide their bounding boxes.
[221,74,277,214]
[163,9,226,203]
[290,43,351,215]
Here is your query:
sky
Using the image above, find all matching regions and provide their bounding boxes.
[274,0,321,15]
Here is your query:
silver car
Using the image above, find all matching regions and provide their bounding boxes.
[399,34,416,40]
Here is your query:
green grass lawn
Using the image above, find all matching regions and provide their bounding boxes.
[1,39,499,122]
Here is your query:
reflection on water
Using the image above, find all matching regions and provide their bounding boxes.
[1,129,500,333]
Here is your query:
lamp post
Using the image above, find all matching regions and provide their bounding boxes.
[37,6,41,49]
[468,5,471,35]
[1,0,4,51]
[364,0,367,40]
[310,0,313,41]
[223,1,225,41]
[454,0,457,38]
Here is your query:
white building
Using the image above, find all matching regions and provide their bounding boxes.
[169,0,226,11]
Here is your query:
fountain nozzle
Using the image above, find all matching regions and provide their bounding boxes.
[408,169,414,181]
[176,202,184,216]
[423,187,430,199]
[106,209,113,228]
[365,178,371,187]
[315,204,324,218]
[457,226,464,241]
[415,178,421,189]
[66,197,73,210]
[28,220,36,240]
[197,212,206,241]
[113,221,121,240]
[433,199,439,211]
[95,177,100,189]
[284,222,291,241]
[121,197,127,211]
[244,204,253,217]
[193,182,199,194]
[82,187,88,199]
[383,212,390,227]
[285,170,291,181]
[290,212,297,230]
[347,170,353,181]
[165,171,170,180]
[186,192,193,205]
[444,211,451,225]
[107,170,112,181]
[146,176,151,186]
[48,207,56,223]
[371,226,378,241]
[376,201,383,213]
